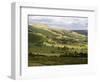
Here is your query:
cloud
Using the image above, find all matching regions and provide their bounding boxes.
[28,16,88,30]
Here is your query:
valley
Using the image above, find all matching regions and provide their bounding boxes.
[28,23,88,66]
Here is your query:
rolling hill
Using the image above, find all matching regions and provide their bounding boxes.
[28,23,87,46]
[28,23,88,66]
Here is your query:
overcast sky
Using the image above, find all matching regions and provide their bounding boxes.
[28,15,88,30]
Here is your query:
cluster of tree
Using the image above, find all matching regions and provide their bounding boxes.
[58,46,87,57]
[29,48,87,58]
[28,52,47,57]
[60,51,87,57]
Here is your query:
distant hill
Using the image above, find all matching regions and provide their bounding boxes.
[72,30,88,36]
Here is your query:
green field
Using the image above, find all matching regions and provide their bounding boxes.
[28,23,88,66]
[28,56,87,66]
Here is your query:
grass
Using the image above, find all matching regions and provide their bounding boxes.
[28,55,87,66]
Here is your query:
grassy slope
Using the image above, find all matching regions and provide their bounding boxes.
[28,24,88,66]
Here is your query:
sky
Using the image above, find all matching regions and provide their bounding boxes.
[28,15,88,30]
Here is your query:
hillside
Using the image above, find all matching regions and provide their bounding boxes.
[28,24,87,46]
[28,23,88,66]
